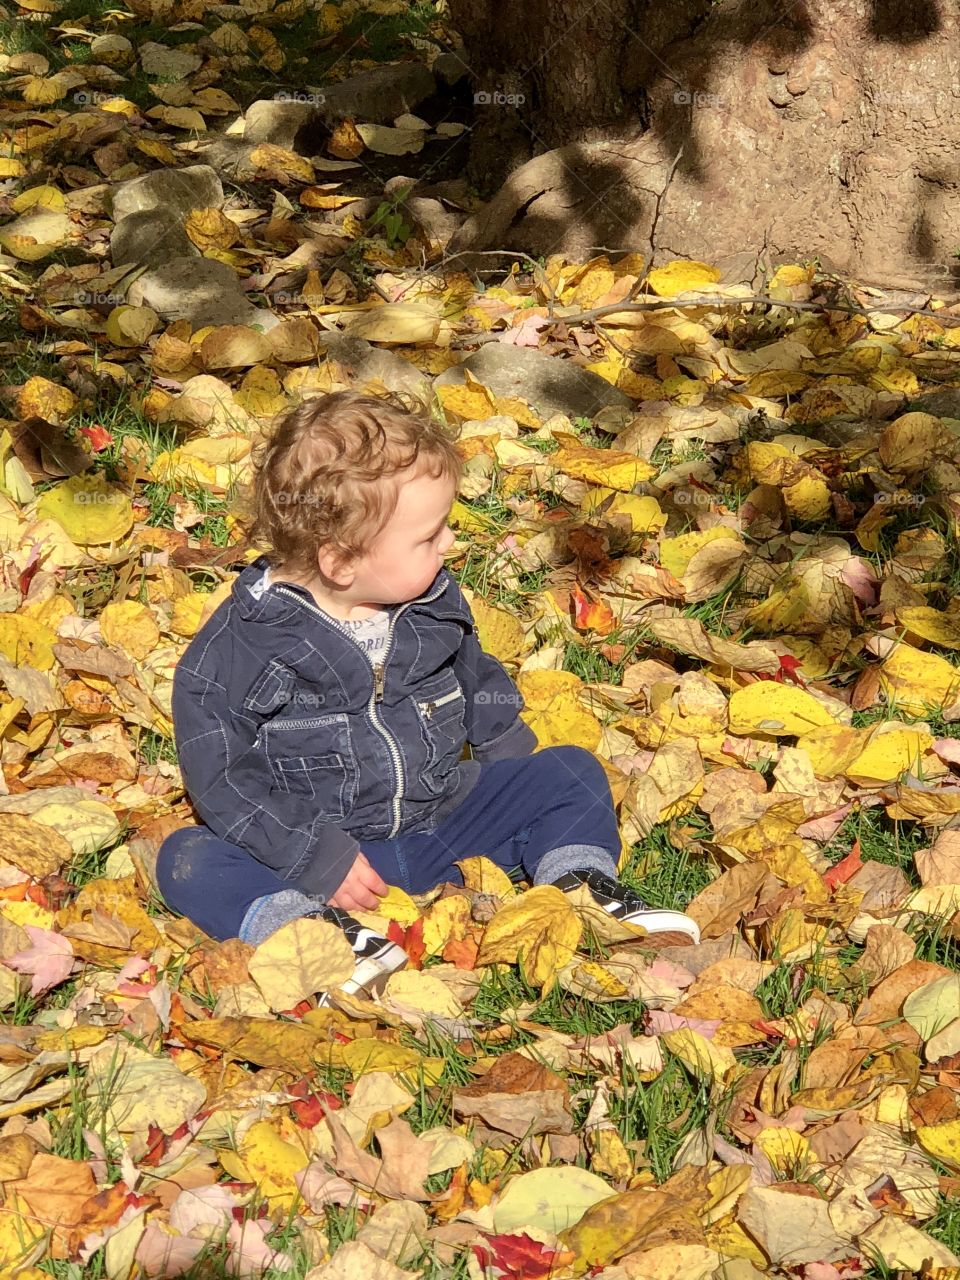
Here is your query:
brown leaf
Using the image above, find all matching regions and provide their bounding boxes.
[452,1051,572,1139]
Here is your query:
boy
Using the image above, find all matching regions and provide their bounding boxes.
[157,391,700,997]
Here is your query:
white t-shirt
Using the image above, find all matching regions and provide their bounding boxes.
[261,566,393,665]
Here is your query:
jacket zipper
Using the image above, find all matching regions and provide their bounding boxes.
[418,688,462,720]
[271,580,447,838]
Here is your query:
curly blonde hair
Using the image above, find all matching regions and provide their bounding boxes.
[239,390,463,578]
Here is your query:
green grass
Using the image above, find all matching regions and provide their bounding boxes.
[822,804,926,882]
[622,826,714,912]
[608,1050,715,1182]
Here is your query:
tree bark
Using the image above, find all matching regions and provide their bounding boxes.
[446,0,960,298]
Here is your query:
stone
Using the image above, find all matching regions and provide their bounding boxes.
[110,164,223,223]
[404,196,463,248]
[433,343,632,420]
[909,388,960,419]
[137,41,202,78]
[126,257,260,329]
[432,52,470,86]
[318,62,436,124]
[242,98,316,149]
[316,332,431,401]
[110,209,197,269]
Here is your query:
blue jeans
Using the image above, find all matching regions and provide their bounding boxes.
[156,745,620,940]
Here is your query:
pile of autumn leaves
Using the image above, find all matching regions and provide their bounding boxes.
[5,246,960,1276]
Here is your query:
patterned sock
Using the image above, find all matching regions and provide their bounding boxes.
[533,843,619,886]
[238,889,326,945]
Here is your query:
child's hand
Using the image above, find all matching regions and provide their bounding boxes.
[327,851,388,912]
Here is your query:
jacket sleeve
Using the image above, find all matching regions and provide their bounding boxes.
[171,662,360,902]
[452,619,539,763]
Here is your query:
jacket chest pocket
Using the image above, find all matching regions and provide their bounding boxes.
[414,672,466,796]
[263,713,358,820]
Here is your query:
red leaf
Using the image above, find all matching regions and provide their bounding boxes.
[775,654,807,686]
[388,917,425,968]
[823,839,863,890]
[78,423,114,452]
[473,1232,574,1280]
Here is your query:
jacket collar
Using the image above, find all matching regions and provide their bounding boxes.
[231,554,470,626]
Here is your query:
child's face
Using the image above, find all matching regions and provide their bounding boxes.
[348,465,458,605]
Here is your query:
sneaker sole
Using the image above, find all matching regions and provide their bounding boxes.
[618,908,701,944]
[317,941,409,1006]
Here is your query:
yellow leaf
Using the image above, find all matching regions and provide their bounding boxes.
[581,488,666,534]
[343,302,441,344]
[659,527,740,577]
[249,143,314,183]
[662,1028,738,1083]
[880,644,960,717]
[795,724,865,778]
[646,259,721,297]
[903,975,960,1041]
[350,884,421,933]
[248,916,355,1011]
[0,615,55,670]
[340,1039,430,1079]
[0,1193,45,1268]
[782,473,831,520]
[10,184,65,214]
[105,305,159,347]
[87,1041,207,1136]
[516,669,601,751]
[917,1118,960,1173]
[16,375,77,423]
[754,1126,812,1173]
[553,441,657,490]
[421,894,472,957]
[476,884,582,990]
[437,375,498,423]
[456,856,516,899]
[468,593,525,663]
[30,799,120,856]
[381,969,463,1021]
[237,1120,308,1209]
[99,599,160,661]
[492,1167,614,1234]
[36,473,134,545]
[184,207,240,251]
[144,105,206,131]
[879,411,953,473]
[0,813,72,877]
[846,728,933,786]
[727,683,836,736]
[896,605,960,649]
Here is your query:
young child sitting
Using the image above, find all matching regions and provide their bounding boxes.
[157,390,700,997]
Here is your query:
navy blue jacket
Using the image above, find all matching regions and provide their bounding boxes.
[171,554,538,900]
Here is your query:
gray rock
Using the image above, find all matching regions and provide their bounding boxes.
[126,257,259,328]
[433,343,632,420]
[433,52,470,86]
[110,208,198,269]
[318,62,435,124]
[111,164,223,223]
[317,331,431,401]
[243,98,316,149]
[908,387,960,418]
[404,196,463,248]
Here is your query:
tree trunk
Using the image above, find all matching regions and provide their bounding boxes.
[446,0,960,298]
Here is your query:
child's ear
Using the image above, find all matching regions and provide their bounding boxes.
[318,545,355,586]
